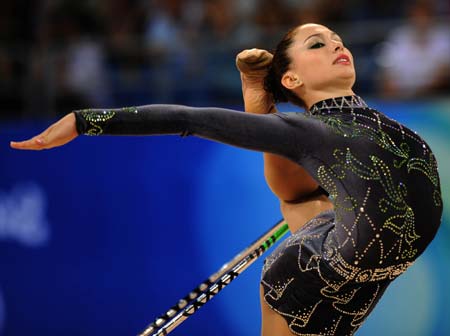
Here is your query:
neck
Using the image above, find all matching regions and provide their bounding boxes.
[301,88,355,110]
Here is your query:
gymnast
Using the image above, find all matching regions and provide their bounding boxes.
[11,23,442,335]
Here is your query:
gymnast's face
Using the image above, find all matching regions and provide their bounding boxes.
[281,24,356,94]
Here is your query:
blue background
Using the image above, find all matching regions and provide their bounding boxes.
[0,100,449,335]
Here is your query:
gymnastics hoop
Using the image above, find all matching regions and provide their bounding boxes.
[138,219,289,336]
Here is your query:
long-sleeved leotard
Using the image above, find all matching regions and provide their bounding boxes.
[74,95,442,335]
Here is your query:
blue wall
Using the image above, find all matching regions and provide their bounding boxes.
[1,100,449,335]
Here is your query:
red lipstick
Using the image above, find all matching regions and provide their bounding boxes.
[333,54,350,65]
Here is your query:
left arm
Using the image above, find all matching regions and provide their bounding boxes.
[11,104,331,172]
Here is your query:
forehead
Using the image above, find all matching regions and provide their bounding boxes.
[294,24,333,41]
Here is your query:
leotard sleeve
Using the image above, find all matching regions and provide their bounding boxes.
[74,105,332,167]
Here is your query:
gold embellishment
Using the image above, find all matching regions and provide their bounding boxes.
[80,106,138,135]
[262,278,294,301]
[349,284,380,327]
[407,152,440,187]
[80,110,116,135]
[329,251,413,283]
[329,148,421,260]
[321,285,359,304]
[121,106,139,114]
[434,189,442,207]
[282,300,323,329]
[315,112,410,162]
[295,316,343,336]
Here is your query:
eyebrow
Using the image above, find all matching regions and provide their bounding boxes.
[304,32,341,43]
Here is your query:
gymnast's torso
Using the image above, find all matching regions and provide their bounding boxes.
[266,96,442,334]
[74,95,442,335]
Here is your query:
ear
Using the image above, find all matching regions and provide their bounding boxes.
[281,71,303,90]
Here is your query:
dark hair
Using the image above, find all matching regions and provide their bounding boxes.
[264,26,306,109]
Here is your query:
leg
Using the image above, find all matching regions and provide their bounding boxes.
[260,285,295,336]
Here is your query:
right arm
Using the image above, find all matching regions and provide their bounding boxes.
[237,49,320,202]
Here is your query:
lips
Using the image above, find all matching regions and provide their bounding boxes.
[333,54,350,65]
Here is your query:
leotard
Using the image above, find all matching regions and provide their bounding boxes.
[74,95,442,335]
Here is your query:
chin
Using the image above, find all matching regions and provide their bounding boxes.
[339,68,356,78]
[338,72,356,88]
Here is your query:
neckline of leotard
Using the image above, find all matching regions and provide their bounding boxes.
[307,95,368,116]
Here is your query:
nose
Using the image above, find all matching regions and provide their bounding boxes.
[333,43,344,52]
[330,37,344,52]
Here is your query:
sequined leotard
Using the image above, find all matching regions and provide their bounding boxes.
[74,96,442,335]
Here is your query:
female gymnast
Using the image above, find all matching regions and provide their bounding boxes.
[11,23,442,335]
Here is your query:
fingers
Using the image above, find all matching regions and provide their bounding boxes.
[237,49,261,63]
[237,49,272,64]
[11,123,54,150]
[10,137,46,150]
[236,48,273,77]
[10,113,78,150]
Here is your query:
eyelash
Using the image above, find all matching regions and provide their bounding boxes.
[310,42,325,49]
[310,39,344,49]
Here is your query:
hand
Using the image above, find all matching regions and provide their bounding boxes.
[236,48,273,79]
[236,49,275,114]
[10,113,79,150]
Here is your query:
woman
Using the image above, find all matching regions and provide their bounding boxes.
[11,24,442,335]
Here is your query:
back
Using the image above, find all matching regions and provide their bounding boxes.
[299,99,443,270]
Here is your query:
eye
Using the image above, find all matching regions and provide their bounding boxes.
[310,42,325,49]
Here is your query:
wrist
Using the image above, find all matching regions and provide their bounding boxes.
[241,72,267,85]
[241,74,267,95]
[73,111,86,135]
[244,92,275,114]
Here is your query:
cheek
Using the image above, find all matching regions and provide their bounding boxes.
[295,55,329,83]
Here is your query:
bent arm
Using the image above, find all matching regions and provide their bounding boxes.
[263,156,320,201]
[240,73,320,201]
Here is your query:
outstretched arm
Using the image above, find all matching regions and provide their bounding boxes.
[11,103,330,169]
[236,49,320,202]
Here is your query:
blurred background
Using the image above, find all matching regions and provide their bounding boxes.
[0,0,449,335]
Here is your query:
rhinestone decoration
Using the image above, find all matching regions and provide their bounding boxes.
[262,95,441,335]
